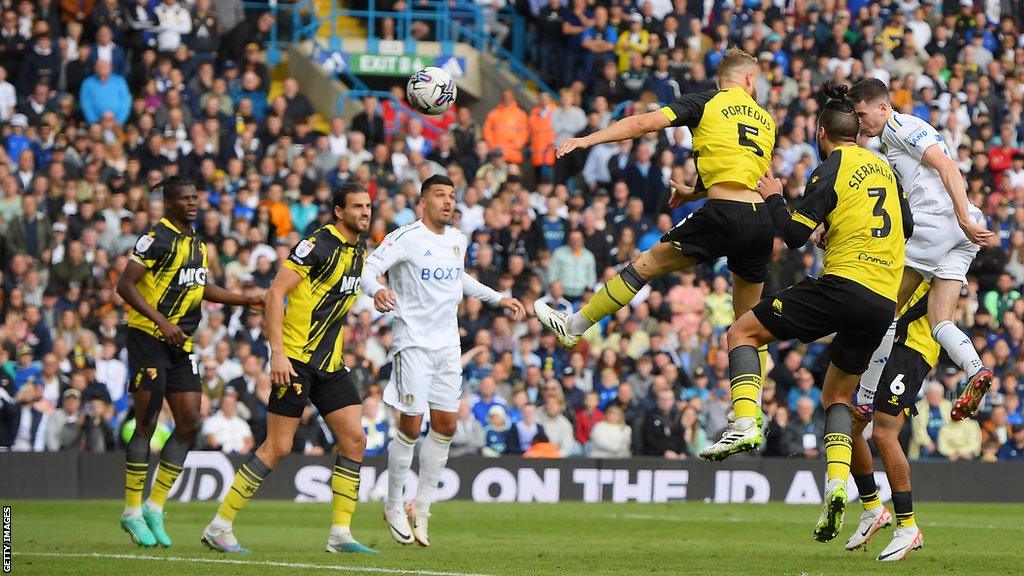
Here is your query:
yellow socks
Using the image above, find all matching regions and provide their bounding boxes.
[331,456,362,531]
[215,455,272,525]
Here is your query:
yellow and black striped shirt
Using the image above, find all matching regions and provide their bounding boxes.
[128,218,208,352]
[896,282,940,367]
[791,145,907,301]
[659,87,776,191]
[281,224,365,373]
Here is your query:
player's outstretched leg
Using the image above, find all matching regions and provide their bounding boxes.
[814,403,853,543]
[201,453,273,553]
[536,262,646,349]
[384,429,418,545]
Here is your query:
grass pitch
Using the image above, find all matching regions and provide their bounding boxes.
[6,500,1019,575]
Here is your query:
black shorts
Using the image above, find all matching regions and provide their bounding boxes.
[873,343,930,417]
[753,275,896,375]
[267,358,362,418]
[126,327,201,395]
[661,199,774,283]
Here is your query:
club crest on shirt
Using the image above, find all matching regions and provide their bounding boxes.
[295,239,315,258]
[135,234,155,254]
[453,245,460,257]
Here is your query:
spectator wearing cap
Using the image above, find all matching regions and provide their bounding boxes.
[5,113,30,162]
[560,366,586,411]
[6,194,54,262]
[481,404,510,457]
[615,13,649,72]
[79,59,130,125]
[45,388,84,451]
[201,386,253,454]
[483,89,528,165]
[997,424,1024,460]
[13,346,42,390]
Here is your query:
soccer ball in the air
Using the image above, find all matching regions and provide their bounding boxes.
[406,67,457,116]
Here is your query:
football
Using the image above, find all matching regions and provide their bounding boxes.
[406,66,457,116]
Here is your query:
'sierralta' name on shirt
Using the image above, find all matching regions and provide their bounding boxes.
[848,162,895,189]
[720,104,772,129]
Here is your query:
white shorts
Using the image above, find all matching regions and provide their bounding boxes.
[904,208,983,283]
[383,346,462,415]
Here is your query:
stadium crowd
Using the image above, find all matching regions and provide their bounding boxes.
[0,0,1023,465]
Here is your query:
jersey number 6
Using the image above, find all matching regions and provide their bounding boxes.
[867,187,892,238]
[737,123,764,157]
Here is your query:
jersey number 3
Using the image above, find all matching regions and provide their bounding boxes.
[737,124,764,157]
[868,187,892,238]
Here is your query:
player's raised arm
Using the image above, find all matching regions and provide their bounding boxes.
[555,109,670,158]
[360,231,407,312]
[920,144,991,246]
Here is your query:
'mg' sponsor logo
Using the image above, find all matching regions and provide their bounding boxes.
[177,267,208,287]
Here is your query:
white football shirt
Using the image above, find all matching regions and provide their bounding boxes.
[879,112,952,214]
[361,221,502,353]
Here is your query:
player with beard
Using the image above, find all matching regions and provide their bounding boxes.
[202,183,376,554]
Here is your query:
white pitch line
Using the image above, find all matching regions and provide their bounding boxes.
[14,551,496,576]
[606,513,1024,531]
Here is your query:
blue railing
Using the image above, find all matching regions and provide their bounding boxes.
[242,0,288,65]
[289,0,556,97]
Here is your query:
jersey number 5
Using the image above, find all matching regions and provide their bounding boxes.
[867,187,892,238]
[737,124,764,157]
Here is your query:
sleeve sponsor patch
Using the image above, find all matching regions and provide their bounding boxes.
[135,234,155,254]
[295,239,315,259]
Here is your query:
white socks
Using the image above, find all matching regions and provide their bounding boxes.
[144,501,163,514]
[932,320,984,376]
[861,319,897,395]
[568,312,593,336]
[210,514,232,531]
[386,430,417,512]
[329,526,355,542]
[414,430,452,516]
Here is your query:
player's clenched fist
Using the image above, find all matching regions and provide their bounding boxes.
[500,297,526,322]
[374,288,397,312]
